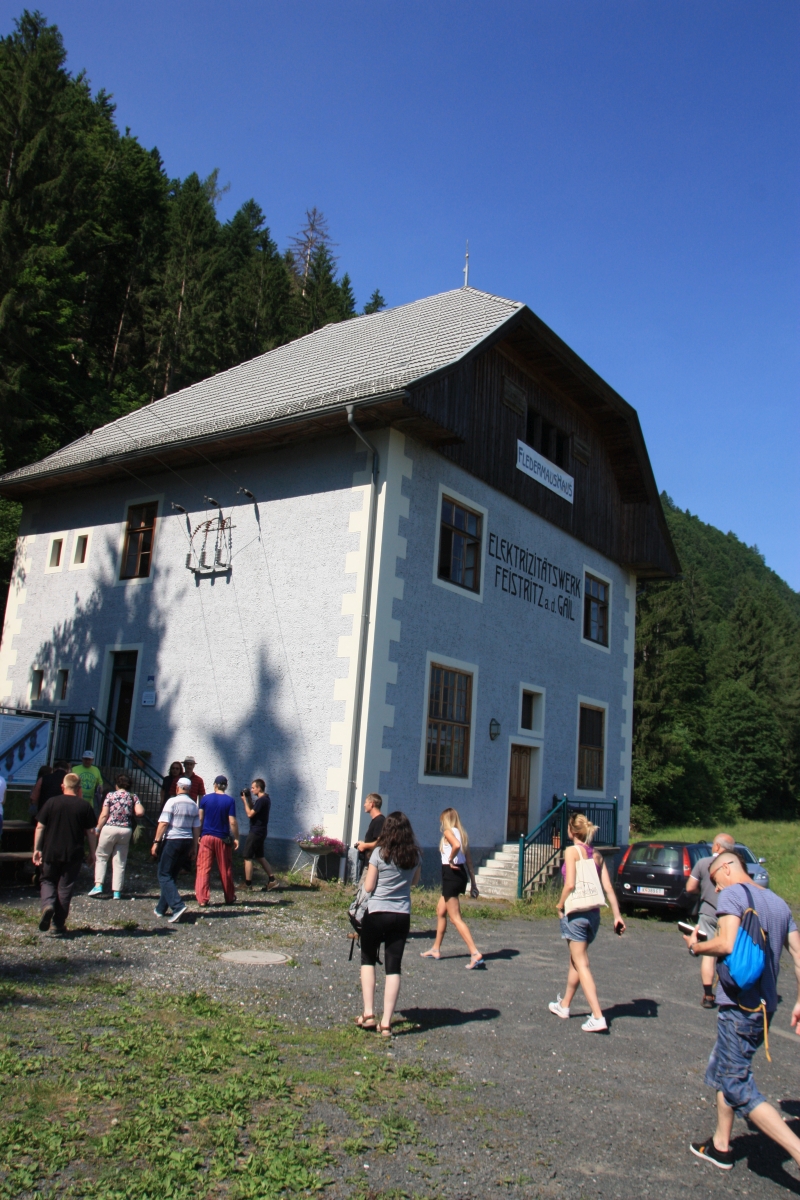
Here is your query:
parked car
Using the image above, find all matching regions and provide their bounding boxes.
[735,842,770,888]
[615,841,711,913]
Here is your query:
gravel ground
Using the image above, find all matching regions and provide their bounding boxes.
[2,856,800,1199]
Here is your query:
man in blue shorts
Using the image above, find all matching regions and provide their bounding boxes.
[684,851,800,1172]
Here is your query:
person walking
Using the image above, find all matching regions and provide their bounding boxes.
[72,750,104,816]
[355,793,386,878]
[182,756,206,803]
[686,831,736,1008]
[88,774,146,898]
[548,813,626,1033]
[420,808,483,969]
[39,760,71,807]
[356,811,421,1038]
[151,776,200,922]
[161,760,185,804]
[195,775,238,906]
[241,779,278,891]
[685,851,800,1172]
[28,764,51,823]
[33,772,97,935]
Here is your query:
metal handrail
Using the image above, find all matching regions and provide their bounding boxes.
[517,796,618,898]
[52,710,166,821]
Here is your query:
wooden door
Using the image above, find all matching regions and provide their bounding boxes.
[507,745,531,839]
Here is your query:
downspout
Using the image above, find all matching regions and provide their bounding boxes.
[340,404,380,880]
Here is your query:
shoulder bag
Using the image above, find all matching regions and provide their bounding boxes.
[563,847,607,914]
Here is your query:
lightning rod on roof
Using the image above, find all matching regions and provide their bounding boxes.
[463,240,469,288]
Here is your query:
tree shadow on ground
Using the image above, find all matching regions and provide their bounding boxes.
[733,1129,800,1194]
[397,1006,501,1032]
[602,998,659,1028]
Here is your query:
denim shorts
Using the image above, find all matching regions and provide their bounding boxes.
[705,1006,772,1117]
[559,908,600,944]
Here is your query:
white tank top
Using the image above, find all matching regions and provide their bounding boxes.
[441,827,466,866]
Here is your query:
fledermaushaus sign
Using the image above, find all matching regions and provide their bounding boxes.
[516,439,574,504]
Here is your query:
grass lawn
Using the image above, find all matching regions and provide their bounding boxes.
[0,976,456,1200]
[652,820,800,910]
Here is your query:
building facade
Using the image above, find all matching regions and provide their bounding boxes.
[0,288,678,873]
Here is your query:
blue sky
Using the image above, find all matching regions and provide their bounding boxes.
[4,1,798,587]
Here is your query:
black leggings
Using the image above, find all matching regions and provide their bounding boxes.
[360,910,411,975]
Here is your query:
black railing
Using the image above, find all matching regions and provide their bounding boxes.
[517,796,618,898]
[52,710,165,822]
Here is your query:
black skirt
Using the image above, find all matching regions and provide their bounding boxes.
[441,863,468,900]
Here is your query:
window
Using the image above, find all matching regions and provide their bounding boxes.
[56,669,69,702]
[519,684,545,737]
[31,669,44,702]
[578,705,604,791]
[425,664,472,777]
[438,497,481,592]
[584,573,609,646]
[121,503,158,579]
[49,539,63,568]
[74,535,88,565]
[525,410,570,470]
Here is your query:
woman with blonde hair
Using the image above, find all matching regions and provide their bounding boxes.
[420,808,484,968]
[549,812,625,1032]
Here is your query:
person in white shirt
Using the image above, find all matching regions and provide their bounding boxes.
[420,808,483,969]
[151,778,200,923]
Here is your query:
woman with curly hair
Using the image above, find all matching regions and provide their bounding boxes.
[420,808,483,968]
[356,811,421,1038]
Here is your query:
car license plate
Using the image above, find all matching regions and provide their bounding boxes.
[637,886,665,895]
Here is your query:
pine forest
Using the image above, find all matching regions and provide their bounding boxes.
[1,12,798,828]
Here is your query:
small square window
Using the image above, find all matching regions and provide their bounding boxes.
[31,669,44,702]
[74,535,88,565]
[49,539,63,569]
[578,705,605,791]
[121,503,158,579]
[425,664,473,777]
[56,669,69,702]
[583,573,609,646]
[438,497,482,593]
[520,687,544,736]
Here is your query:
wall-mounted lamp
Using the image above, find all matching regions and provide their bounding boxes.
[489,718,501,741]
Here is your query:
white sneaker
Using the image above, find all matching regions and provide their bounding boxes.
[581,1014,608,1033]
[548,995,570,1019]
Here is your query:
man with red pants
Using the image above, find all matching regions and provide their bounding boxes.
[195,775,238,906]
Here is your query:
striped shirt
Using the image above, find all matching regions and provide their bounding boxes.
[158,795,201,840]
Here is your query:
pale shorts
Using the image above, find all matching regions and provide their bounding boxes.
[698,913,718,939]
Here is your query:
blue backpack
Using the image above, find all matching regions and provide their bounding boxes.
[717,885,768,1000]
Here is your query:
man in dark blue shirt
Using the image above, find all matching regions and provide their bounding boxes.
[195,775,238,906]
[242,777,278,891]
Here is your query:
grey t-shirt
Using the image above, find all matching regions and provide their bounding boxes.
[715,882,797,1011]
[690,856,718,919]
[367,847,416,915]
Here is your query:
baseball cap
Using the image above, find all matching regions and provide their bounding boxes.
[214,774,228,786]
[81,750,95,759]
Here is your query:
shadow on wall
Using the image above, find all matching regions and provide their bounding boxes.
[23,524,312,851]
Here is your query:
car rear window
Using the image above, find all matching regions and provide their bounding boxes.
[630,844,681,869]
[735,844,756,864]
[688,844,711,865]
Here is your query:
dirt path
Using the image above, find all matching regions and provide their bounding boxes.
[2,861,799,1198]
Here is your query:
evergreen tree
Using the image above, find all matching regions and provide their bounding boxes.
[363,289,386,314]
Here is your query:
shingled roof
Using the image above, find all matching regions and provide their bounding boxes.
[0,287,522,490]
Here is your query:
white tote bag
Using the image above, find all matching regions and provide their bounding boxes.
[564,848,607,914]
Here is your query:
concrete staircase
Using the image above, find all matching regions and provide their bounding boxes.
[475,841,565,900]
[474,842,521,900]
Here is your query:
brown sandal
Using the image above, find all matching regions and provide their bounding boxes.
[378,1021,393,1039]
[355,1014,378,1030]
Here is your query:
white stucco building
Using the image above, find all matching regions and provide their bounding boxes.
[0,288,678,882]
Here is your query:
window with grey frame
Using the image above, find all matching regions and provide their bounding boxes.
[438,496,481,592]
[577,705,604,790]
[425,664,472,777]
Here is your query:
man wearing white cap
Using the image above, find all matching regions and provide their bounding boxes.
[152,776,200,922]
[72,750,104,816]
